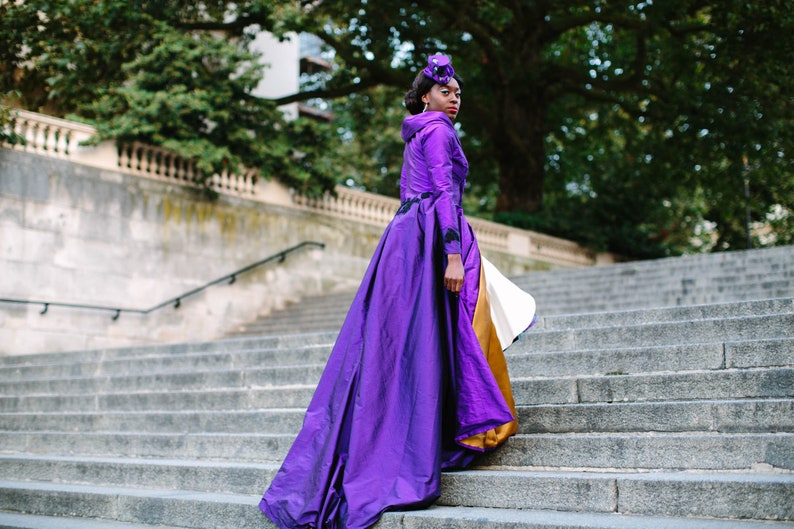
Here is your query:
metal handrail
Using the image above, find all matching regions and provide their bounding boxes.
[0,241,325,320]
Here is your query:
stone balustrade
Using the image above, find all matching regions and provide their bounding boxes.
[118,142,202,186]
[292,187,399,226]
[2,108,609,267]
[5,109,95,158]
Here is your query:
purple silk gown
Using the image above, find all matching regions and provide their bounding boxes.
[259,111,518,529]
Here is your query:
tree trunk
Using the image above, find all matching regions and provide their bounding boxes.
[493,88,547,214]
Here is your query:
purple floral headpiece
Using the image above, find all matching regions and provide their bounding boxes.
[423,55,455,85]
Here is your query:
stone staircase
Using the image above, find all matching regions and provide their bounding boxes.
[1,246,793,528]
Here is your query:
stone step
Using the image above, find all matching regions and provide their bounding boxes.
[515,313,794,352]
[229,250,794,335]
[517,398,793,434]
[530,290,794,316]
[0,481,265,529]
[0,332,338,368]
[0,386,318,413]
[237,304,794,353]
[8,331,787,395]
[1,360,789,407]
[379,505,794,528]
[0,394,787,435]
[3,430,791,470]
[514,246,794,279]
[0,456,791,521]
[238,309,350,326]
[0,512,190,529]
[479,432,794,471]
[246,301,352,320]
[3,299,789,377]
[511,367,794,405]
[0,409,306,434]
[516,268,794,292]
[0,431,296,462]
[2,245,792,529]
[0,363,328,395]
[1,332,790,400]
[270,279,792,319]
[232,323,341,336]
[0,344,334,380]
[528,281,794,306]
[1,481,793,529]
[233,289,794,336]
[537,298,794,330]
[0,455,274,496]
[0,398,787,436]
[439,469,794,521]
[508,339,794,378]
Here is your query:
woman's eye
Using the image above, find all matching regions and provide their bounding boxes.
[440,89,449,95]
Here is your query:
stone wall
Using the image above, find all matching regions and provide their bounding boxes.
[0,149,381,355]
[1,118,608,356]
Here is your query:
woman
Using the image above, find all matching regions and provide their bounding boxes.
[259,54,536,529]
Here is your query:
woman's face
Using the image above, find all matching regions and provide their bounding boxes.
[422,79,461,120]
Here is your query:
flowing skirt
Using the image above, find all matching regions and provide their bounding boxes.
[259,196,534,529]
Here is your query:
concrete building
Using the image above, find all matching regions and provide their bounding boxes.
[249,32,332,121]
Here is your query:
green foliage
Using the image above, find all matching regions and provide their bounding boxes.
[295,0,793,255]
[2,0,792,256]
[0,91,24,146]
[331,86,406,198]
[84,24,277,181]
[0,0,337,194]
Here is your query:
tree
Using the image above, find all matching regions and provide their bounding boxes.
[2,1,791,255]
[0,0,338,193]
[268,0,794,254]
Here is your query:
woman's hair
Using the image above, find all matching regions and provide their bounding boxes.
[404,71,464,115]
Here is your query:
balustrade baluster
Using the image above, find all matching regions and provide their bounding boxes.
[117,144,127,170]
[10,118,26,149]
[52,128,64,155]
[161,152,170,179]
[153,149,163,177]
[61,129,71,155]
[175,157,185,181]
[39,124,52,153]
[134,144,145,173]
[29,122,41,153]
[140,145,147,173]
[170,154,180,181]
[184,160,194,183]
[145,148,154,176]
[132,144,143,173]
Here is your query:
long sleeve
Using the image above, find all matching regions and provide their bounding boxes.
[422,123,462,255]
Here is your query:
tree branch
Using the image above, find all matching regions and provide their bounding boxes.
[174,14,271,35]
[544,11,649,42]
[432,4,510,85]
[272,77,383,105]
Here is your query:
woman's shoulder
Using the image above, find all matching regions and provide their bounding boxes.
[418,117,458,146]
[402,112,456,143]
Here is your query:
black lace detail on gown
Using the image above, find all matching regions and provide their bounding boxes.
[444,228,461,244]
[396,192,433,215]
[397,198,419,215]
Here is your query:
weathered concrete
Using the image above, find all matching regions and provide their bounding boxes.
[0,150,369,356]
[0,148,559,356]
[1,246,793,528]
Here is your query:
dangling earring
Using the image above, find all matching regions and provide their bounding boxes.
[422,102,428,112]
